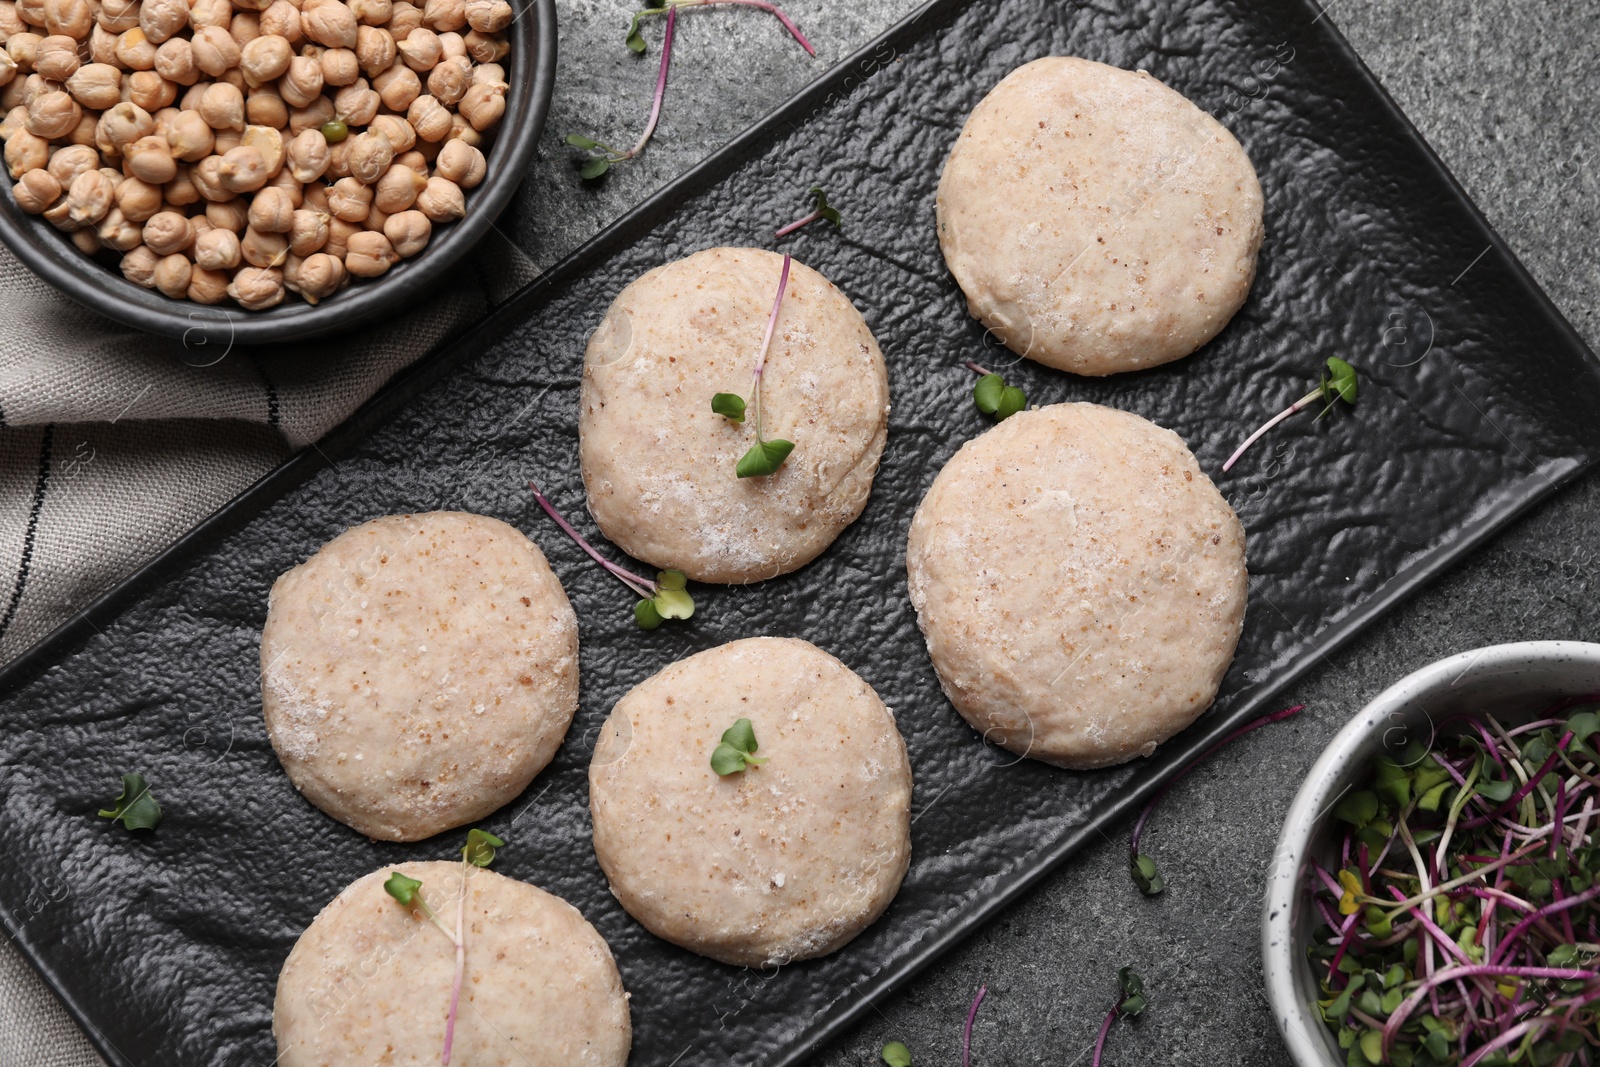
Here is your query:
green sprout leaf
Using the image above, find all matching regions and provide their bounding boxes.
[635,598,663,629]
[384,871,423,905]
[881,1041,912,1067]
[1332,790,1380,828]
[624,11,647,51]
[566,133,600,150]
[1117,966,1148,1016]
[1568,709,1600,758]
[736,438,795,478]
[580,156,611,180]
[809,186,841,229]
[711,392,747,422]
[98,773,161,831]
[972,371,1026,421]
[711,716,769,776]
[1131,853,1165,896]
[462,828,504,868]
[1316,357,1359,420]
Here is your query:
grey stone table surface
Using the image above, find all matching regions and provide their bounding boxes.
[3,0,1597,1065]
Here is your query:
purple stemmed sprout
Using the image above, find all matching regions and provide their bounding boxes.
[775,185,841,238]
[571,0,814,178]
[1306,702,1600,1065]
[962,984,986,1067]
[527,482,694,629]
[1222,357,1358,473]
[1090,967,1149,1067]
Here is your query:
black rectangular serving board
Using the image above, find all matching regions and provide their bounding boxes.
[4,0,1599,1063]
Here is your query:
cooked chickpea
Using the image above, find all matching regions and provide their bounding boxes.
[204,196,248,230]
[113,26,156,69]
[124,133,178,182]
[456,77,501,130]
[192,80,244,131]
[193,224,241,268]
[406,92,449,141]
[462,28,504,63]
[353,22,392,77]
[426,53,468,105]
[95,99,153,151]
[343,228,396,276]
[345,126,391,182]
[239,223,286,266]
[118,243,158,285]
[65,63,122,109]
[332,77,377,124]
[141,208,191,253]
[113,173,161,219]
[413,172,461,221]
[423,0,464,33]
[151,251,191,297]
[367,111,414,152]
[227,265,285,308]
[278,54,323,106]
[230,11,260,44]
[290,250,343,301]
[379,206,426,256]
[5,32,42,74]
[386,0,423,37]
[239,32,291,85]
[4,126,47,177]
[0,106,26,141]
[300,0,356,48]
[0,52,17,90]
[436,30,466,59]
[245,84,289,127]
[371,61,418,111]
[64,110,99,146]
[322,133,349,176]
[317,46,358,86]
[0,1,25,34]
[94,205,142,249]
[287,92,333,134]
[186,265,230,302]
[128,70,178,109]
[47,143,99,184]
[153,37,198,85]
[320,214,355,256]
[396,25,439,70]
[12,166,57,211]
[434,135,482,187]
[300,177,329,210]
[372,159,423,211]
[212,126,241,153]
[189,25,239,76]
[258,0,302,42]
[33,34,78,80]
[187,0,232,29]
[326,173,368,219]
[462,0,507,34]
[159,109,213,161]
[41,0,91,37]
[25,89,79,138]
[243,181,293,230]
[215,142,269,191]
[164,161,200,203]
[349,0,390,26]
[285,205,326,254]
[64,165,113,223]
[41,194,79,229]
[362,202,387,231]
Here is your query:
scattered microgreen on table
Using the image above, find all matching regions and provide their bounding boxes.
[527,482,694,629]
[962,984,987,1067]
[626,0,815,55]
[880,1040,912,1066]
[710,717,768,776]
[1090,967,1149,1067]
[964,362,1025,421]
[1223,357,1358,472]
[1129,705,1305,896]
[712,253,797,478]
[1307,704,1600,1066]
[98,773,161,832]
[569,5,679,179]
[382,830,506,1067]
[775,185,842,238]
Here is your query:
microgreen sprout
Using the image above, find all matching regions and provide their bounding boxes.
[527,482,695,629]
[1222,357,1358,472]
[1090,968,1148,1067]
[775,185,842,238]
[1306,704,1600,1066]
[1130,705,1305,896]
[965,362,1025,421]
[710,717,768,776]
[962,984,986,1067]
[625,0,815,56]
[569,5,678,179]
[98,772,161,831]
[880,1041,911,1067]
[382,830,507,1066]
[714,253,797,478]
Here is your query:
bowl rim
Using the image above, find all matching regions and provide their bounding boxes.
[0,0,557,346]
[1261,640,1600,1067]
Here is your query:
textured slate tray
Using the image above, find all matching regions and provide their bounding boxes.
[3,0,1599,1063]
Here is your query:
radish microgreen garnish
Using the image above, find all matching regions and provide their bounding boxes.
[625,0,815,56]
[713,253,797,478]
[1307,704,1600,1066]
[1090,967,1148,1067]
[382,830,506,1067]
[1222,357,1358,472]
[961,984,986,1067]
[880,1041,912,1066]
[774,186,842,238]
[965,362,1025,421]
[1130,705,1304,896]
[568,5,679,179]
[710,717,768,776]
[527,482,695,629]
[98,772,161,831]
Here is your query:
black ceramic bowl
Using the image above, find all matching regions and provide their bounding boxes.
[0,0,556,345]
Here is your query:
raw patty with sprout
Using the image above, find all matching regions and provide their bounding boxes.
[0,0,508,308]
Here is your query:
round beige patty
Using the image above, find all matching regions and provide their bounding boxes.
[274,862,630,1067]
[906,404,1247,768]
[261,512,579,842]
[579,247,890,584]
[589,637,912,967]
[936,56,1264,376]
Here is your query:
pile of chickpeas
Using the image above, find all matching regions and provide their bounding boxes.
[0,0,510,309]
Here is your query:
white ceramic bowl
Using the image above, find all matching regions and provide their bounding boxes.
[1261,640,1600,1066]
